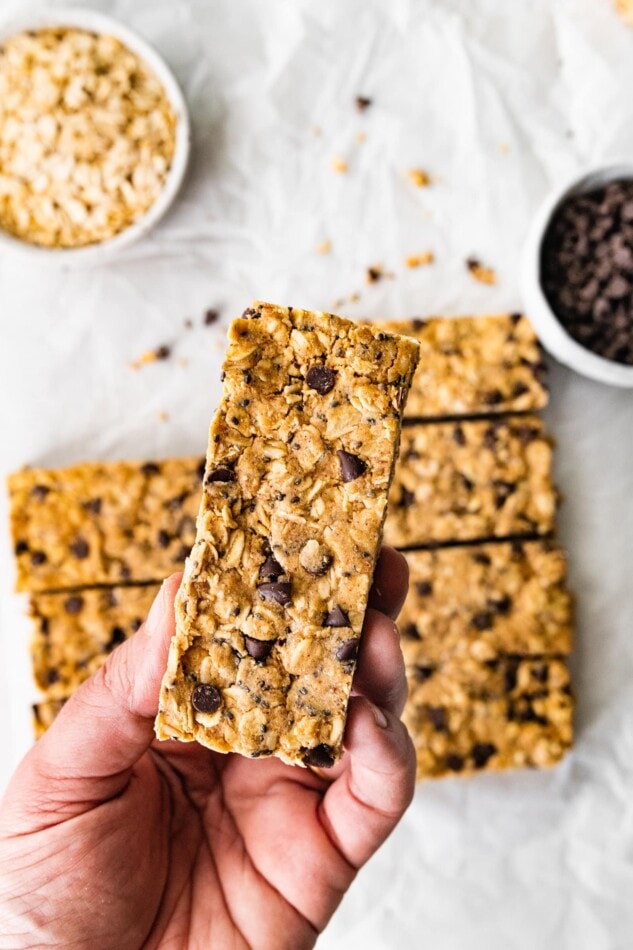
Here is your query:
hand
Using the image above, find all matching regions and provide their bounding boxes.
[0,547,415,950]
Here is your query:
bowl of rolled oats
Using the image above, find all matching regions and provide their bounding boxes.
[0,8,190,260]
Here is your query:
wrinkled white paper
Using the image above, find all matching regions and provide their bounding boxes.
[1,0,632,946]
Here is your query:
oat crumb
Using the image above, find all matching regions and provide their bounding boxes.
[406,251,435,268]
[466,258,497,285]
[407,168,431,188]
[317,240,332,255]
[331,157,348,174]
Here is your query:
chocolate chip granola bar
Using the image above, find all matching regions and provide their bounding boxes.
[384,416,556,547]
[379,314,547,418]
[9,456,204,592]
[155,302,419,767]
[400,541,572,665]
[30,584,160,700]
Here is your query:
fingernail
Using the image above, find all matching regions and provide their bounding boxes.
[369,701,388,729]
[145,583,166,637]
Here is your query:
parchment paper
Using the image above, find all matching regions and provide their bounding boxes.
[1,0,632,946]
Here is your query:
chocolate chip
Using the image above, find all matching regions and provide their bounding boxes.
[337,450,367,482]
[206,467,235,483]
[260,555,283,579]
[303,744,335,768]
[109,626,126,648]
[306,365,336,395]
[120,565,131,580]
[445,754,464,772]
[414,665,435,682]
[204,308,219,325]
[335,639,359,662]
[517,424,539,443]
[427,706,447,730]
[490,594,512,615]
[15,539,29,555]
[130,618,142,632]
[46,669,60,685]
[167,492,188,510]
[471,743,497,768]
[452,425,466,446]
[504,660,519,693]
[532,663,549,684]
[64,595,84,615]
[512,381,530,398]
[324,605,350,627]
[470,611,493,631]
[416,580,433,597]
[175,545,190,562]
[69,537,89,559]
[192,683,222,713]
[483,389,503,406]
[257,582,292,605]
[244,636,274,660]
[356,95,372,110]
[492,480,516,508]
[155,345,171,360]
[401,487,415,508]
[472,552,491,566]
[31,484,50,500]
[83,498,102,515]
[402,622,421,640]
[157,530,170,548]
[31,550,47,566]
[483,425,498,450]
[141,462,160,477]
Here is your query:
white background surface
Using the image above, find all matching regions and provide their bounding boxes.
[1,0,632,947]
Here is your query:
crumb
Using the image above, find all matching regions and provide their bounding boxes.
[498,143,510,155]
[130,344,171,370]
[331,157,348,174]
[407,168,431,188]
[367,265,383,283]
[158,411,170,423]
[349,292,361,303]
[466,258,497,285]
[204,309,220,326]
[332,298,345,309]
[355,131,367,144]
[317,240,332,255]
[614,0,633,26]
[184,319,193,330]
[406,251,435,268]
[356,96,372,111]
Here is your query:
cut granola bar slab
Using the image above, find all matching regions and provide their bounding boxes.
[379,314,547,418]
[384,416,556,547]
[400,541,572,665]
[9,456,203,592]
[155,302,419,767]
[30,584,160,699]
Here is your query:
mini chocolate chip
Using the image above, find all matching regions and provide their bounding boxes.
[414,665,435,682]
[532,663,549,684]
[517,424,539,443]
[470,611,493,631]
[337,450,367,482]
[206,467,235,483]
[335,639,359,662]
[491,594,512,615]
[192,683,222,713]
[69,537,89,559]
[403,622,421,640]
[504,660,519,693]
[303,744,335,768]
[416,580,433,597]
[445,754,464,772]
[356,95,372,110]
[31,550,47,566]
[483,389,503,406]
[324,605,350,627]
[167,492,188,510]
[427,706,447,730]
[157,530,170,548]
[472,743,497,769]
[472,552,491,566]
[46,669,60,685]
[244,636,274,660]
[109,626,126,648]
[141,462,160,477]
[492,480,516,508]
[260,555,283,579]
[258,582,292,605]
[452,425,466,446]
[83,498,102,515]
[155,345,171,360]
[401,487,415,508]
[306,365,336,395]
[512,381,530,398]
[510,313,523,325]
[15,539,29,555]
[120,565,131,580]
[31,484,50,500]
[130,618,142,632]
[204,308,219,325]
[64,595,84,615]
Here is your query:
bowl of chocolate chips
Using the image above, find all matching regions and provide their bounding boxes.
[522,165,633,387]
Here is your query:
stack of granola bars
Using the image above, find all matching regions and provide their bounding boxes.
[380,314,574,778]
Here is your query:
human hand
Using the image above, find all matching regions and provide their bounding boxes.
[0,547,415,950]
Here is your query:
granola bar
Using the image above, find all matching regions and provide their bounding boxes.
[155,302,419,767]
[30,584,160,700]
[384,416,556,547]
[379,314,547,418]
[9,456,204,592]
[400,541,572,665]
[32,698,67,738]
[404,661,573,779]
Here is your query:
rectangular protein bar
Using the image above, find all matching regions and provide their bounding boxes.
[384,416,557,548]
[400,541,572,665]
[378,314,548,419]
[155,302,419,767]
[9,456,204,592]
[30,584,160,699]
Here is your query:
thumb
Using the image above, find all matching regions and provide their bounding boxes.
[0,574,181,832]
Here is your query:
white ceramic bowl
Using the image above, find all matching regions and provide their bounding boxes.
[521,163,633,388]
[0,7,191,264]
